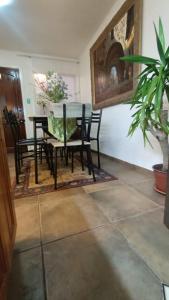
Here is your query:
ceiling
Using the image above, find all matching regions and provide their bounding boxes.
[0,0,114,58]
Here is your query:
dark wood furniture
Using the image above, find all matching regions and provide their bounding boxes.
[0,67,26,152]
[0,114,16,300]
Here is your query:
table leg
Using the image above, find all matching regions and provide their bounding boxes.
[34,119,38,184]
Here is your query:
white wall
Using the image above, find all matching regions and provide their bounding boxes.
[79,0,169,170]
[0,50,80,137]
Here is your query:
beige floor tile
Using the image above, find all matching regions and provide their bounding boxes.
[90,183,158,222]
[93,154,153,185]
[82,179,122,194]
[39,187,84,202]
[129,179,165,206]
[8,247,44,300]
[43,225,161,300]
[115,168,153,185]
[117,208,169,282]
[40,190,109,243]
[15,196,41,251]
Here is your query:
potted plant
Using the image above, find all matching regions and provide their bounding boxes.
[35,71,91,141]
[121,18,169,194]
[35,71,76,141]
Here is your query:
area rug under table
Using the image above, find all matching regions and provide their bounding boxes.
[13,158,117,199]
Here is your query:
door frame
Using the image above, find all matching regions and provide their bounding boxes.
[0,113,16,299]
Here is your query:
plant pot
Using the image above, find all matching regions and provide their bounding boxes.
[152,164,167,195]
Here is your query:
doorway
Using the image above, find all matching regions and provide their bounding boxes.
[0,67,26,152]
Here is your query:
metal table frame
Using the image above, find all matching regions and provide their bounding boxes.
[31,116,47,184]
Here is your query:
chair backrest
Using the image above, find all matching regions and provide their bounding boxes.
[48,103,91,147]
[63,103,88,147]
[90,110,102,139]
[3,106,10,124]
[3,107,20,143]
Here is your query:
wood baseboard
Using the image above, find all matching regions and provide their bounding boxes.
[92,150,153,176]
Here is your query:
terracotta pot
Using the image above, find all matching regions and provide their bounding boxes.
[153,164,167,195]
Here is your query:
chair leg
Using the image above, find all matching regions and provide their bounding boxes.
[14,146,19,184]
[86,146,91,175]
[17,146,21,174]
[50,145,54,175]
[97,139,101,169]
[71,150,74,173]
[60,148,63,161]
[87,145,96,182]
[65,148,69,166]
[40,145,43,164]
[44,144,50,169]
[80,148,84,171]
[54,148,58,190]
[20,147,23,166]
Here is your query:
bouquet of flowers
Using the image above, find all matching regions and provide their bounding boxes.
[35,71,68,103]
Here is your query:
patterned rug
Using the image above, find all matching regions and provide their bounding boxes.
[13,157,117,199]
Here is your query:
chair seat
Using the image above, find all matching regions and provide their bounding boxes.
[90,137,97,141]
[17,138,44,146]
[49,139,90,148]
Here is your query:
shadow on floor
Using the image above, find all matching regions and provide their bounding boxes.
[7,216,161,299]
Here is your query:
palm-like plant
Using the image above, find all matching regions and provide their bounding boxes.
[121,18,169,171]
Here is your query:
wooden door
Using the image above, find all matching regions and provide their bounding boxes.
[0,114,16,300]
[0,67,26,151]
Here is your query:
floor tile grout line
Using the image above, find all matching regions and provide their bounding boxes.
[14,207,162,255]
[40,222,111,247]
[38,195,48,300]
[14,244,42,255]
[116,226,162,285]
[127,181,164,208]
[123,183,164,208]
[109,207,163,224]
[87,178,164,209]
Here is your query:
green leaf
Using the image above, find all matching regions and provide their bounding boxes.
[154,82,164,117]
[165,86,169,101]
[120,55,159,65]
[148,76,158,96]
[159,18,165,51]
[154,23,166,65]
[137,66,156,79]
[165,47,169,58]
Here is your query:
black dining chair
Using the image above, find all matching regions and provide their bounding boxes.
[47,103,96,189]
[89,110,102,169]
[3,107,45,184]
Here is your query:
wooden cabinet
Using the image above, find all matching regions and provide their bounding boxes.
[0,115,16,300]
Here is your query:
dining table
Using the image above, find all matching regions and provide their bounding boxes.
[28,103,92,184]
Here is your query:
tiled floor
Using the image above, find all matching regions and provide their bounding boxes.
[8,153,168,300]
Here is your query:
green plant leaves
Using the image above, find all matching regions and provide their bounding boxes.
[120,55,158,65]
[121,18,169,144]
[159,17,165,52]
[154,24,166,65]
[165,47,169,59]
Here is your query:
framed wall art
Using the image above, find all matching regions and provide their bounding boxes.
[90,0,143,109]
